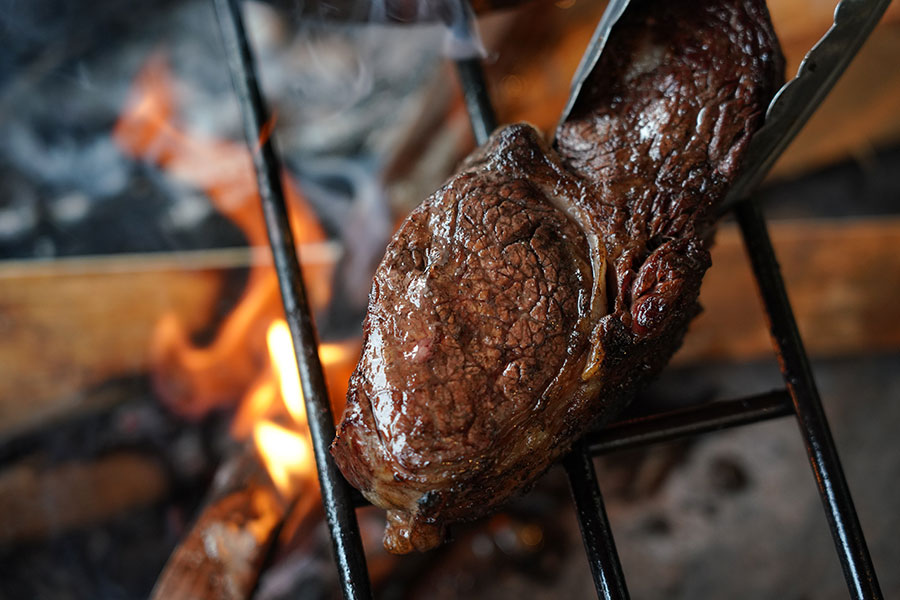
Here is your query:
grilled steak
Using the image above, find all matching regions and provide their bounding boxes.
[331,0,784,553]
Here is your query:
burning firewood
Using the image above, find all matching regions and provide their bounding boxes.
[149,307,358,598]
[150,446,286,600]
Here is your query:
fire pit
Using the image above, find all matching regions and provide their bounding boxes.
[2,0,900,598]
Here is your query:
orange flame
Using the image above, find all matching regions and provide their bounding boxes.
[249,320,314,497]
[114,56,334,419]
[115,55,361,499]
[267,321,306,423]
[253,420,313,497]
[244,320,358,497]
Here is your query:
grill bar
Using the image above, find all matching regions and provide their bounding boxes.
[564,441,631,600]
[346,390,796,508]
[212,1,372,598]
[450,0,497,145]
[455,57,497,145]
[587,389,793,455]
[736,200,883,600]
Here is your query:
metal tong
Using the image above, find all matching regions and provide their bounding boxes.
[557,0,892,211]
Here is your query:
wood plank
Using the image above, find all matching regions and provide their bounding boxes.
[0,245,338,442]
[0,253,224,440]
[676,217,900,364]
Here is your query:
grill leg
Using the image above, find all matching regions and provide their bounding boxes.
[564,440,631,600]
[736,200,882,600]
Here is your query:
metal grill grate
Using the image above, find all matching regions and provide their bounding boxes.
[212,1,884,598]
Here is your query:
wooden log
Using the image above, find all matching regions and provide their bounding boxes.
[0,252,225,441]
[0,451,170,545]
[676,217,900,364]
[150,445,287,600]
[0,244,338,443]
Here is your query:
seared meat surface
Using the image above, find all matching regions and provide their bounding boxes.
[332,0,784,553]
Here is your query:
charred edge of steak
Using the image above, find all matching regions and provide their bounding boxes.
[331,0,784,554]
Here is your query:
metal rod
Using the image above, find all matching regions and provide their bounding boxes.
[564,440,631,600]
[212,1,372,598]
[455,57,497,145]
[587,390,793,455]
[736,199,882,600]
[450,0,497,145]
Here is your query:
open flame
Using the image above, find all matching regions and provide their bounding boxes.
[114,55,334,420]
[253,420,312,497]
[267,321,305,422]
[248,319,313,497]
[246,320,357,497]
[114,56,359,499]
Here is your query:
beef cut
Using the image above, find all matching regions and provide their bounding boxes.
[331,0,784,553]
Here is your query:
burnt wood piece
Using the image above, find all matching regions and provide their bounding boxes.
[332,0,784,553]
[150,446,286,600]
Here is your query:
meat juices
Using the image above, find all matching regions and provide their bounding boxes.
[332,0,784,553]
